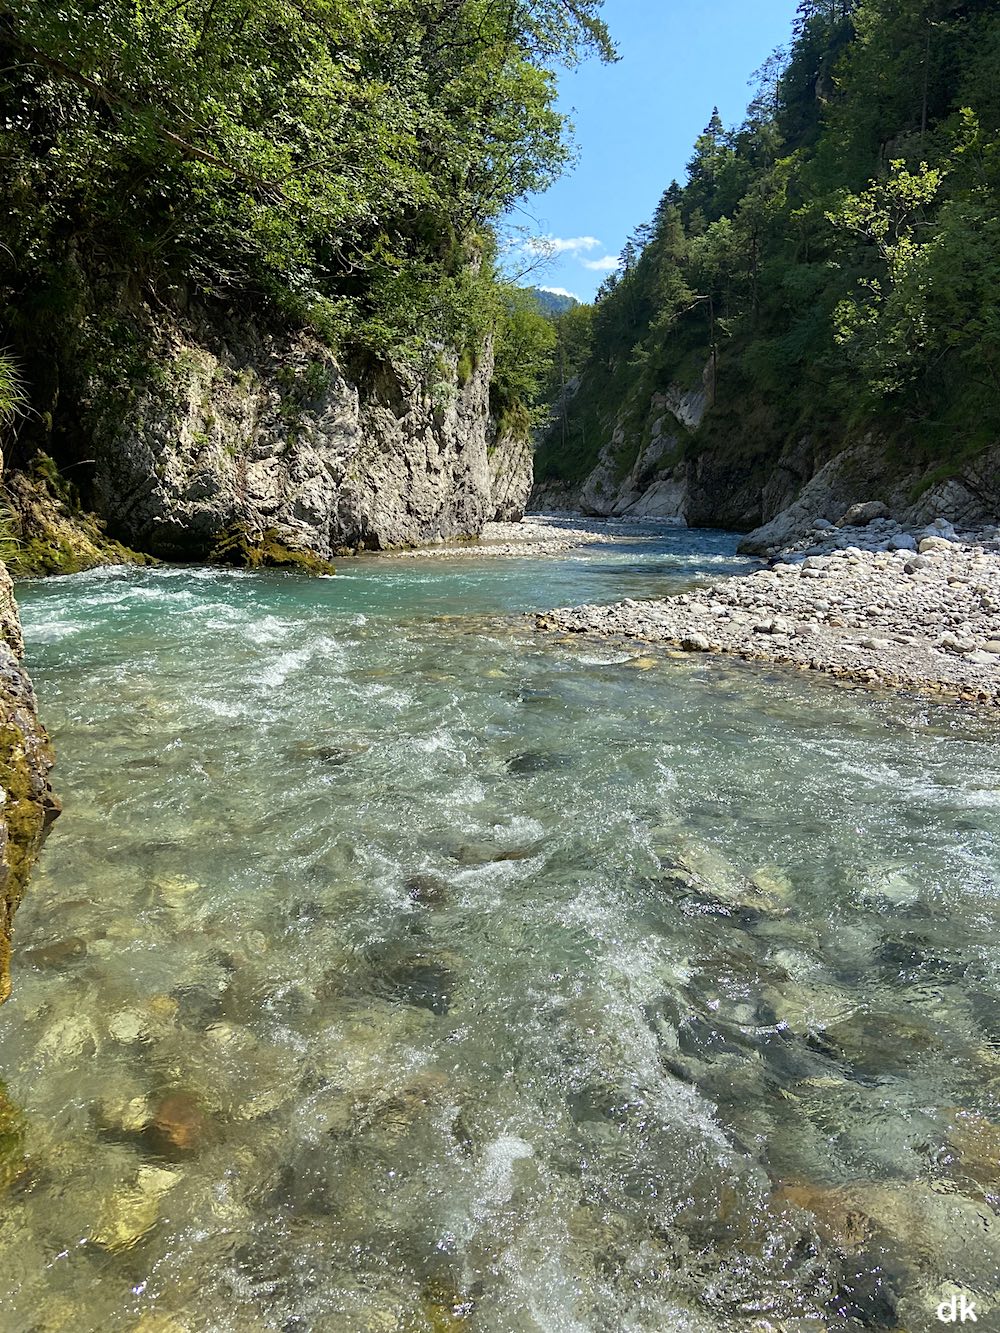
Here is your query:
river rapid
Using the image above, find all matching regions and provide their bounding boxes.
[0,524,998,1332]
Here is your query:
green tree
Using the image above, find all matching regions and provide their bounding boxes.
[535,0,1000,487]
[491,287,558,423]
[0,0,615,369]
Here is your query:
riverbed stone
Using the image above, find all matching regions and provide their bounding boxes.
[155,875,202,909]
[405,872,450,906]
[96,1092,153,1138]
[888,532,918,551]
[0,1088,26,1191]
[946,1109,1000,1193]
[108,1008,151,1045]
[147,1091,211,1156]
[23,936,87,969]
[38,1014,99,1061]
[92,1165,181,1251]
[837,501,889,527]
[507,750,573,775]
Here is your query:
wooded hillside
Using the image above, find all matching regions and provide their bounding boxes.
[536,0,1000,493]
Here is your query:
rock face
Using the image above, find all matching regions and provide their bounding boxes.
[532,368,711,523]
[84,314,530,560]
[487,425,534,524]
[532,370,1000,543]
[737,439,1000,555]
[0,559,60,1002]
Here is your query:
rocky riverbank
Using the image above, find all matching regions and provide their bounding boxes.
[537,523,1000,706]
[0,561,60,1001]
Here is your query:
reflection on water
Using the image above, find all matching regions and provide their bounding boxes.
[1,533,998,1332]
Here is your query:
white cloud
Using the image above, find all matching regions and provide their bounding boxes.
[525,235,601,258]
[582,254,621,273]
[539,286,580,301]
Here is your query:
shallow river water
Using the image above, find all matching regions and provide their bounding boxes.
[1,524,999,1333]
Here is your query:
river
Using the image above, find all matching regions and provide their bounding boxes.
[1,524,998,1332]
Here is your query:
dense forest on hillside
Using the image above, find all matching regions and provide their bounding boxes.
[536,0,1000,492]
[0,0,612,473]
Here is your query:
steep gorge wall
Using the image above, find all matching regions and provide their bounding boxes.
[488,424,534,525]
[15,307,531,567]
[531,367,1000,547]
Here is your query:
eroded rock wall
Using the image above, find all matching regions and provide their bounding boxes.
[532,364,999,544]
[737,440,1000,554]
[531,367,714,524]
[83,314,527,559]
[487,425,533,523]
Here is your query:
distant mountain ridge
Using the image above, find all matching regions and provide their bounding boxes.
[524,287,579,317]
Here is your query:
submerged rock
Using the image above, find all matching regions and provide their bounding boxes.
[289,740,370,766]
[827,1248,903,1328]
[449,840,543,866]
[0,1086,26,1192]
[421,1273,474,1332]
[107,1008,151,1045]
[377,956,457,1016]
[95,1092,153,1140]
[946,1109,1000,1194]
[38,1014,99,1061]
[506,750,573,776]
[405,873,450,907]
[92,1164,181,1252]
[656,839,792,921]
[22,935,87,969]
[814,1010,941,1080]
[155,875,202,909]
[774,1180,874,1252]
[146,1091,211,1156]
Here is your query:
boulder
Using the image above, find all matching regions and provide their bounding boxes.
[888,533,918,552]
[837,501,890,527]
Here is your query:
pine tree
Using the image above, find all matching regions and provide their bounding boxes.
[687,108,726,188]
[795,0,856,37]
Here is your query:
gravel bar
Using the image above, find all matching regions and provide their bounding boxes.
[536,533,1000,707]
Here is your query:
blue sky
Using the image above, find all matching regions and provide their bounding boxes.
[509,0,800,302]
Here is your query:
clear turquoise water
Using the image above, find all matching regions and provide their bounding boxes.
[1,528,999,1333]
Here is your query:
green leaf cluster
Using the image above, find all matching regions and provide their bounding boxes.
[0,0,613,424]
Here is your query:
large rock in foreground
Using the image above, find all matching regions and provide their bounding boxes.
[0,563,59,1002]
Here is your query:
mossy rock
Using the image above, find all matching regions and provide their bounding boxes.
[0,715,60,1003]
[8,532,155,579]
[209,524,335,575]
[2,455,157,579]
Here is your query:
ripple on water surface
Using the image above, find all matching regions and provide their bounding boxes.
[1,537,999,1333]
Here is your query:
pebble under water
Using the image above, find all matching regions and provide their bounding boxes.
[1,525,999,1333]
